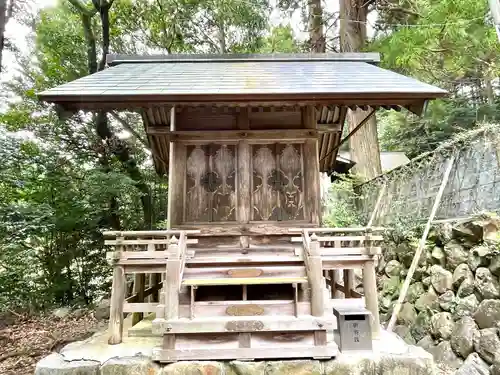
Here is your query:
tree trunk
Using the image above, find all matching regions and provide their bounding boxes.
[339,0,382,180]
[308,0,325,52]
[0,0,10,74]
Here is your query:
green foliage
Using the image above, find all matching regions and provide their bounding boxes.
[372,0,500,156]
[322,174,363,228]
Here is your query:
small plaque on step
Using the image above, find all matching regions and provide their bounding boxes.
[226,304,264,316]
[227,268,263,278]
[226,320,264,332]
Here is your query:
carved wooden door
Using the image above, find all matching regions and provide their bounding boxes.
[251,143,305,221]
[184,144,237,223]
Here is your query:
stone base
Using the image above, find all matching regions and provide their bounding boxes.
[35,326,439,375]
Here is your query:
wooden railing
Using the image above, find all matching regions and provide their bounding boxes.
[289,227,385,337]
[103,229,199,345]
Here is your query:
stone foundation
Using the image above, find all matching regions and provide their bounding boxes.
[34,328,438,375]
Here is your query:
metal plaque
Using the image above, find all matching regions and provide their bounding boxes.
[226,304,265,316]
[225,320,264,332]
[227,268,263,278]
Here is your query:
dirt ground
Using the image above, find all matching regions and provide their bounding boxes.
[0,310,103,375]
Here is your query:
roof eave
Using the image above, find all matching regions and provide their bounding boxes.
[38,91,447,112]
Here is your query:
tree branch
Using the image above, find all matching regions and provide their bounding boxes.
[67,0,97,17]
[109,111,149,149]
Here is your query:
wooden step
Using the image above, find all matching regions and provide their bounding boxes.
[183,265,306,283]
[152,315,334,334]
[182,276,307,286]
[186,254,303,265]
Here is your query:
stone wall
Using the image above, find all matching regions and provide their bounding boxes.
[378,214,500,374]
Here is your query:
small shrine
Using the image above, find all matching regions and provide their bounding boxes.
[39,53,446,362]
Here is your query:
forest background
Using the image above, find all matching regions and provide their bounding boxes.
[0,0,499,313]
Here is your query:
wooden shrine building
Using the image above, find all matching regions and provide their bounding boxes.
[38,53,446,362]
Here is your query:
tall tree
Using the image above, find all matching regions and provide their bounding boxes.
[0,0,13,73]
[308,0,325,52]
[339,0,382,180]
[68,0,153,229]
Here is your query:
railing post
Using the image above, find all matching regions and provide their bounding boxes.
[308,233,324,317]
[165,236,181,320]
[363,259,380,338]
[108,236,125,345]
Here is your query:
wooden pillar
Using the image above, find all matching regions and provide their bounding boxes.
[131,273,145,326]
[303,106,321,225]
[108,265,125,345]
[237,138,251,248]
[343,269,354,298]
[363,260,380,338]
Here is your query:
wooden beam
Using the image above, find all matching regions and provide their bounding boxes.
[146,128,318,141]
[387,155,456,332]
[152,316,333,334]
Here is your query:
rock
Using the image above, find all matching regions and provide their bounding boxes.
[429,340,464,369]
[416,335,435,351]
[490,255,500,276]
[468,248,490,272]
[378,346,436,375]
[452,220,485,242]
[429,265,453,293]
[415,288,439,312]
[395,242,415,267]
[431,246,446,266]
[381,276,401,298]
[438,290,455,311]
[456,353,490,375]
[35,353,99,375]
[324,357,376,375]
[430,312,454,340]
[407,282,425,304]
[412,310,433,342]
[491,359,500,375]
[162,362,224,375]
[437,223,454,244]
[475,267,500,299]
[454,264,474,287]
[377,254,387,273]
[52,307,72,319]
[422,276,431,287]
[379,295,393,313]
[444,240,469,270]
[394,324,416,345]
[94,299,110,321]
[451,317,478,359]
[474,328,500,364]
[399,302,417,325]
[458,276,476,298]
[225,361,266,375]
[385,260,403,277]
[414,266,427,281]
[265,360,322,375]
[454,294,479,320]
[101,356,160,375]
[474,299,500,329]
[72,308,86,319]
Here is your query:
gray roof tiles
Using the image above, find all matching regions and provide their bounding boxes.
[39,58,447,99]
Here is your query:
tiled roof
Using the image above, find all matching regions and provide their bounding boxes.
[38,54,446,100]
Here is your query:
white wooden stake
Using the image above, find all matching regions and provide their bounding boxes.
[387,155,456,332]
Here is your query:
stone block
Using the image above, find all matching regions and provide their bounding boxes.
[161,361,224,375]
[101,356,160,375]
[35,353,99,375]
[264,360,321,375]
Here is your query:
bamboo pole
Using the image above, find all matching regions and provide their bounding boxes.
[367,183,387,228]
[387,155,456,332]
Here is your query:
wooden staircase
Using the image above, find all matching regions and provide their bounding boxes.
[151,242,336,362]
[104,227,384,362]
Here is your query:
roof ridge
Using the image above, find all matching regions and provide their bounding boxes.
[106,53,381,66]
